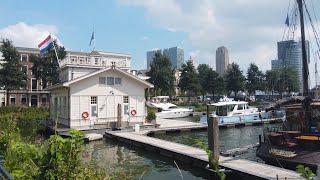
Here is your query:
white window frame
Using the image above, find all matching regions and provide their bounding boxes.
[10,95,16,105]
[31,78,38,91]
[99,77,106,86]
[21,54,28,62]
[21,94,27,105]
[123,96,129,115]
[90,96,98,117]
[107,77,115,85]
[115,77,122,86]
[21,65,28,75]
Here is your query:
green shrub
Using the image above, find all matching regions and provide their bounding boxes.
[146,109,156,122]
[296,165,315,180]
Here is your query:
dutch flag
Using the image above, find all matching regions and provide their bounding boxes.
[38,35,53,55]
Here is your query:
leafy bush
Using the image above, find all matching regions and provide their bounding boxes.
[196,140,226,180]
[296,165,315,180]
[146,109,156,122]
[0,107,49,142]
[0,109,108,179]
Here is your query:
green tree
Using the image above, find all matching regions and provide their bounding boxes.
[265,70,279,98]
[0,39,26,105]
[179,60,200,100]
[197,64,212,99]
[265,68,299,98]
[246,63,265,95]
[208,69,225,99]
[225,63,245,97]
[146,52,175,96]
[278,67,299,96]
[30,41,66,89]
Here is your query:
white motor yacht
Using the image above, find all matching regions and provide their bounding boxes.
[148,101,193,119]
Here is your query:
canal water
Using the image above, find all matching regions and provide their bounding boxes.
[83,116,281,179]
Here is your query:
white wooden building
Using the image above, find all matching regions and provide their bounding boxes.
[47,66,153,130]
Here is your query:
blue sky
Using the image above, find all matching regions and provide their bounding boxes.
[1,0,320,83]
[0,0,190,69]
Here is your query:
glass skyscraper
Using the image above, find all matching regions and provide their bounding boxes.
[146,47,184,70]
[271,40,310,93]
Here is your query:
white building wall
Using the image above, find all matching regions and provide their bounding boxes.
[67,69,147,129]
[50,88,69,127]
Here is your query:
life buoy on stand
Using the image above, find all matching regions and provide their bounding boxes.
[82,112,89,119]
[131,109,137,116]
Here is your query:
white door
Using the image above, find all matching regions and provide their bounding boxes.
[90,96,98,127]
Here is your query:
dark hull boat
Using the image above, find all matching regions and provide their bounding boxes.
[256,97,320,172]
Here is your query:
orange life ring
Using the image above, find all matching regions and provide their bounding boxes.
[131,109,137,116]
[82,112,89,119]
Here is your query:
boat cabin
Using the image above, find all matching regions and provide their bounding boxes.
[210,101,252,116]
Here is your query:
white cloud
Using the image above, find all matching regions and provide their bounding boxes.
[117,0,299,72]
[0,22,59,48]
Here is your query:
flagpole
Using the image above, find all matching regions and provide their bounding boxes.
[93,25,95,51]
[51,34,59,61]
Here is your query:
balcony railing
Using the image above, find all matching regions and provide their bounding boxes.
[59,55,131,69]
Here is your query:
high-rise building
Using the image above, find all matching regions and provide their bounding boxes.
[163,47,184,69]
[216,46,229,76]
[146,47,184,70]
[146,49,162,70]
[271,40,310,93]
[271,59,283,70]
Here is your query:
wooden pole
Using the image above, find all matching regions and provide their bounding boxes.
[117,103,122,128]
[207,104,219,161]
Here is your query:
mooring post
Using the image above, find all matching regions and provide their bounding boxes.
[207,107,219,161]
[259,134,262,146]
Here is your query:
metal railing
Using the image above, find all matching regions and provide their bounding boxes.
[0,155,13,180]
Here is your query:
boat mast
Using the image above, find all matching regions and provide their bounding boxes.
[297,0,311,132]
[297,0,309,96]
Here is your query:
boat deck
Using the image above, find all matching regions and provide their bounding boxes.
[105,130,302,180]
[257,143,320,172]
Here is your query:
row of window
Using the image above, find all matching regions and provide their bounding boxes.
[10,94,47,107]
[99,77,122,86]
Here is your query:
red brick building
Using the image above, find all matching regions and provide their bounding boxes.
[6,47,50,107]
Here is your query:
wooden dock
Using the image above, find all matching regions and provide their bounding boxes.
[105,130,303,180]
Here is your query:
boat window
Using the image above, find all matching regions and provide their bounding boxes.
[237,104,244,110]
[168,106,177,109]
[216,106,228,116]
[227,105,235,112]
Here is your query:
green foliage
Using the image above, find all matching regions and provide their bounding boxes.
[198,64,225,98]
[246,63,265,95]
[41,129,86,179]
[196,140,226,180]
[225,63,245,97]
[146,108,156,122]
[0,39,26,94]
[0,109,107,179]
[265,68,299,96]
[4,141,42,179]
[146,52,175,96]
[179,60,200,98]
[0,107,49,142]
[296,165,315,180]
[30,40,66,88]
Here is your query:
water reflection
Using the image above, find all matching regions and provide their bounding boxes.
[82,116,281,179]
[83,139,207,179]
